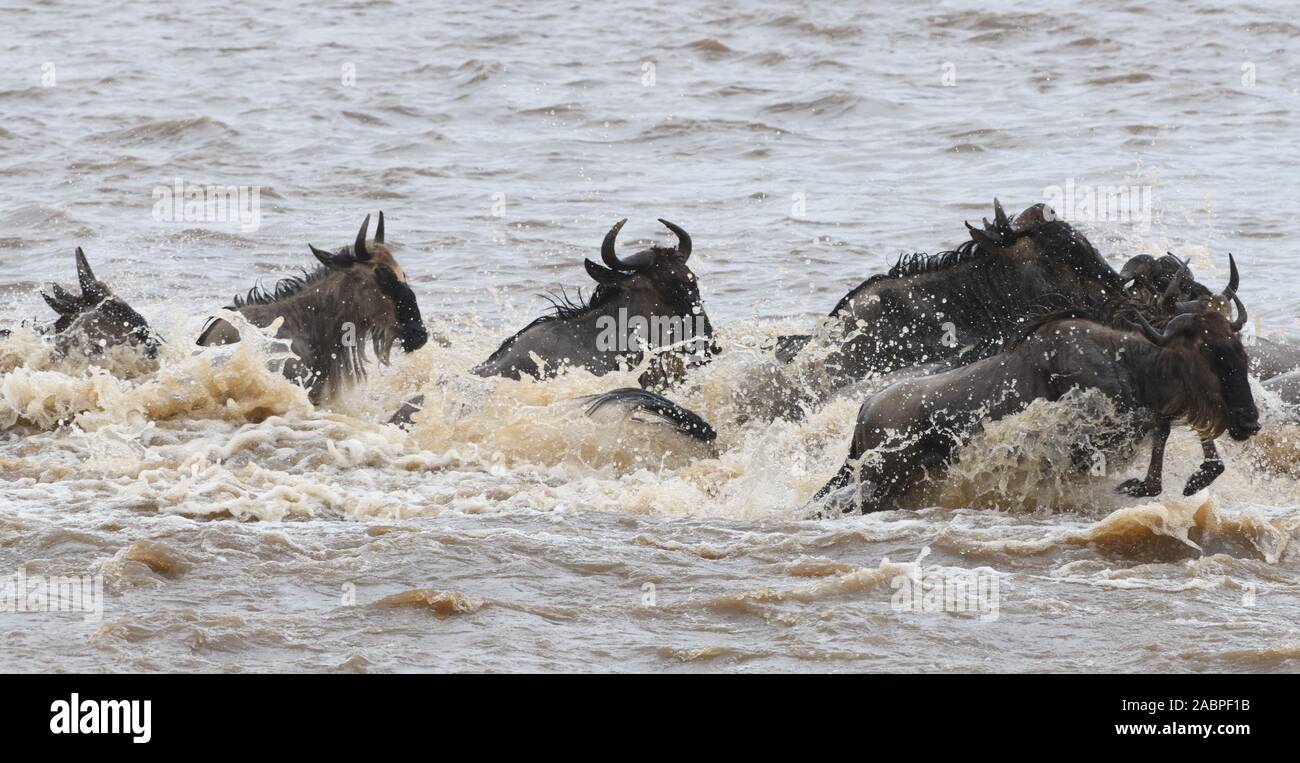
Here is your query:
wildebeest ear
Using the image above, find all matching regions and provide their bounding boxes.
[74,247,107,301]
[584,259,629,285]
[310,244,351,268]
[965,222,1000,249]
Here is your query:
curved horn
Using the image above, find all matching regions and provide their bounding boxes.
[1229,292,1247,332]
[375,211,385,244]
[601,218,629,270]
[1218,253,1246,331]
[1132,312,1198,347]
[74,247,100,296]
[354,214,371,261]
[657,218,691,260]
[1222,252,1240,299]
[1158,255,1191,307]
[1130,314,1168,346]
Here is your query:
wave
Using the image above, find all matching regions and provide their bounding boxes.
[87,116,239,147]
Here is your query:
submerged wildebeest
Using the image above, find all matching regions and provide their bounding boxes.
[197,212,428,404]
[8,247,159,358]
[1264,370,1300,408]
[1247,335,1300,379]
[472,219,714,387]
[1119,252,1211,307]
[578,387,718,444]
[768,202,1126,414]
[813,258,1259,515]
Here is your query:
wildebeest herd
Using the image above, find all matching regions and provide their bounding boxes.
[5,201,1298,517]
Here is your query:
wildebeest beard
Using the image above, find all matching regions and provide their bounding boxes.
[218,267,402,400]
[788,201,1125,389]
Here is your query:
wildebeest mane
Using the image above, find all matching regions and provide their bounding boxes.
[886,239,985,278]
[478,282,622,367]
[538,283,619,321]
[230,265,333,309]
[830,240,987,316]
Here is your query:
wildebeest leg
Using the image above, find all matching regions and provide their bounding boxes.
[810,431,880,516]
[1183,440,1225,495]
[812,458,862,502]
[811,437,932,516]
[1117,418,1170,497]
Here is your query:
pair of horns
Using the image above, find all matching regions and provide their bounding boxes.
[1165,253,1246,332]
[1132,253,1247,344]
[43,247,105,315]
[966,199,1057,249]
[310,212,385,266]
[601,218,692,271]
[965,199,1015,249]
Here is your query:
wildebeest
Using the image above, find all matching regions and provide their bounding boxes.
[472,219,713,387]
[27,247,159,358]
[1120,252,1300,378]
[1264,370,1300,408]
[197,212,428,404]
[812,258,1258,515]
[1119,252,1212,307]
[772,201,1126,406]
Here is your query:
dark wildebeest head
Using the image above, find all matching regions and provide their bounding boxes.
[197,212,428,404]
[961,201,1121,295]
[473,218,713,386]
[1119,252,1215,319]
[42,247,159,358]
[1130,254,1259,441]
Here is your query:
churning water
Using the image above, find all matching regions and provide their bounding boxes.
[1,0,1299,672]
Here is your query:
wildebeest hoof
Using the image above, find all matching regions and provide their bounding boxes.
[1183,460,1225,495]
[387,394,425,429]
[774,334,812,363]
[807,483,879,518]
[1117,478,1161,498]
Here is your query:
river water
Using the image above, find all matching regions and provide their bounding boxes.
[1,0,1299,672]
